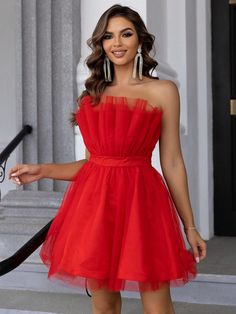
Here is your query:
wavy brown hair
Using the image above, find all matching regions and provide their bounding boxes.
[70,4,159,126]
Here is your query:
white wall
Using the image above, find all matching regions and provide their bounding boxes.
[0,0,18,198]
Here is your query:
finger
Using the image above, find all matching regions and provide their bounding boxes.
[10,177,22,185]
[10,165,26,178]
[192,246,200,263]
[199,243,207,260]
[8,165,20,178]
[15,177,21,184]
[10,174,21,182]
[8,164,22,177]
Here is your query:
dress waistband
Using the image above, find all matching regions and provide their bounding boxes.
[89,154,152,167]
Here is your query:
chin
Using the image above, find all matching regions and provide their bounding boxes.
[109,57,133,66]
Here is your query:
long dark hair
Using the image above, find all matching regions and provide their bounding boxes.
[70,4,159,126]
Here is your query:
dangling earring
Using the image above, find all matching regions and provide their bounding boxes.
[132,46,143,80]
[103,55,112,82]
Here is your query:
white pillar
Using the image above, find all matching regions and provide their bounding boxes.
[166,0,188,132]
[196,0,213,239]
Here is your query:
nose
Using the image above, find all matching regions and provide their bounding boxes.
[112,36,122,47]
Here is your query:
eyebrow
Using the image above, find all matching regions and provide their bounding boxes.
[104,27,134,34]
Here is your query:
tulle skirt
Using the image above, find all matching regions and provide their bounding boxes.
[39,158,197,293]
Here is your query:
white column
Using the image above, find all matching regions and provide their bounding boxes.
[15,0,79,192]
[0,0,18,198]
[146,0,184,182]
[196,0,213,239]
[166,0,188,133]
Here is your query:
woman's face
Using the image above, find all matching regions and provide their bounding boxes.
[102,16,140,66]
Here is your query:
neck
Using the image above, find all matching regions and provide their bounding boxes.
[111,61,140,86]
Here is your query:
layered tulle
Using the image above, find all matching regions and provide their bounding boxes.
[39,95,197,293]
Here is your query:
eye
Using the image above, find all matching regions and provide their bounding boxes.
[103,33,112,40]
[123,32,133,38]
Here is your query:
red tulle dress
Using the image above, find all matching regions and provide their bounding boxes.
[39,94,197,295]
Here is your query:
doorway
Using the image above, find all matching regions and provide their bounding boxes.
[212,0,236,235]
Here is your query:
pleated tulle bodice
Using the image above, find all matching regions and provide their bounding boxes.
[75,95,163,158]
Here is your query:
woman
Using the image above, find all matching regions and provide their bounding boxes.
[9,4,207,314]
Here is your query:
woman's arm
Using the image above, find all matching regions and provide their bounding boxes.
[41,147,91,181]
[157,80,195,228]
[41,159,88,181]
[155,80,207,263]
[8,148,91,184]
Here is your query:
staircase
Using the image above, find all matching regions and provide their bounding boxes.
[0,190,236,313]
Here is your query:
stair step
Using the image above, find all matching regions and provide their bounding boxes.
[0,216,53,224]
[0,285,236,314]
[0,310,63,314]
[0,222,49,235]
[0,261,236,306]
[0,190,60,235]
[0,207,57,219]
[0,233,43,262]
[0,190,63,207]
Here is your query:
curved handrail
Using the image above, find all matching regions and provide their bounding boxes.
[0,125,32,184]
[0,219,53,275]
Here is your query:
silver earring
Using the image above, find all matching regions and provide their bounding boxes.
[132,46,143,80]
[103,55,112,82]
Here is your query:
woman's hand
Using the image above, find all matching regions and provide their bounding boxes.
[8,163,43,186]
[185,229,207,263]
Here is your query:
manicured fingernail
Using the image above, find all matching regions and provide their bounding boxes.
[196,257,200,263]
[11,173,17,177]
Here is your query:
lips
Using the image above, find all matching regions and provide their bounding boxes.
[112,50,127,58]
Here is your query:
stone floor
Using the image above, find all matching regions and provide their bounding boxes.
[197,235,236,275]
[0,289,236,314]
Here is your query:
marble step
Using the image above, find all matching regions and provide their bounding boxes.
[0,310,62,314]
[0,190,63,219]
[0,261,236,306]
[0,221,50,235]
[0,190,63,206]
[0,190,62,234]
[2,288,236,314]
[0,191,59,235]
[0,206,57,219]
[0,233,43,262]
[0,216,53,224]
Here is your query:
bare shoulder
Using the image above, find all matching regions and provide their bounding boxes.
[153,79,178,91]
[148,79,179,101]
[146,79,180,112]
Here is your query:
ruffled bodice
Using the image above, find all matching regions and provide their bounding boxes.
[76,94,163,159]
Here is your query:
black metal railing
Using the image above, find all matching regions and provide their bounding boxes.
[0,125,32,185]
